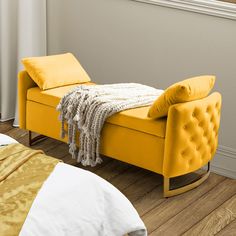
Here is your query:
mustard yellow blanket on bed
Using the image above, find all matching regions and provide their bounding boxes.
[0,144,60,236]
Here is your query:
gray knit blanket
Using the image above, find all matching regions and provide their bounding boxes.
[57,83,163,166]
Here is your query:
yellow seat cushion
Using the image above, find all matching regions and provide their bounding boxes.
[22,53,91,90]
[148,75,215,119]
[27,85,167,138]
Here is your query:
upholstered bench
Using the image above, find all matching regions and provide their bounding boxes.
[18,54,222,197]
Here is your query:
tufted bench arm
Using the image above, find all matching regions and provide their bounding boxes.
[163,92,222,178]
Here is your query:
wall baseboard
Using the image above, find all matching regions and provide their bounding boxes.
[210,145,236,179]
[0,117,15,122]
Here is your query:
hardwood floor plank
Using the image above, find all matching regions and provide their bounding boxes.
[61,154,78,165]
[74,156,112,172]
[149,178,236,236]
[4,127,28,142]
[122,172,162,203]
[183,194,236,236]
[45,142,69,159]
[33,138,61,152]
[134,171,211,217]
[110,166,148,191]
[0,120,14,133]
[217,219,236,236]
[94,159,131,181]
[143,173,225,234]
[134,184,164,216]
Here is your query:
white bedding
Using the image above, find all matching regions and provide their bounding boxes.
[0,134,147,236]
[0,133,18,147]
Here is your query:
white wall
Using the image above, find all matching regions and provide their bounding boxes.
[47,0,236,178]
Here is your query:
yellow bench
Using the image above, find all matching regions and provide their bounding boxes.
[18,70,221,197]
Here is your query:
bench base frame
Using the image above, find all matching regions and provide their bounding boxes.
[29,131,47,146]
[164,162,210,197]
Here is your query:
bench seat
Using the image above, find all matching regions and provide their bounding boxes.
[27,85,167,138]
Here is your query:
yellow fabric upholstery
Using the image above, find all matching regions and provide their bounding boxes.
[26,101,165,174]
[18,70,222,179]
[163,92,222,177]
[148,75,215,119]
[27,86,167,138]
[22,53,91,90]
[18,71,37,129]
[27,83,95,107]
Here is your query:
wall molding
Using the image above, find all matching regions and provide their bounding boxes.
[217,145,236,160]
[132,0,236,20]
[0,117,15,122]
[210,165,236,180]
[210,145,236,179]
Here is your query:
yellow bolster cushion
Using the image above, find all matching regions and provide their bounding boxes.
[148,75,216,119]
[22,53,91,90]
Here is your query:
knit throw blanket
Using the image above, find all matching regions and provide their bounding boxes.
[57,83,163,166]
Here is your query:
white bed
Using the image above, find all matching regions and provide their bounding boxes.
[0,133,18,146]
[0,134,147,236]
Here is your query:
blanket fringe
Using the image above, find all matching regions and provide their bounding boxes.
[57,83,163,166]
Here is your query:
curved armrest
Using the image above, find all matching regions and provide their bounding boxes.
[163,92,222,178]
[18,71,37,129]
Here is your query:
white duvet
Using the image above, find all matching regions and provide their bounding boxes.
[0,134,147,236]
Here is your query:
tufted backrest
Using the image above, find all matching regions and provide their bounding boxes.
[163,92,222,178]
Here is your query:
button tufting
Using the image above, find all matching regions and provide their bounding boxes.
[189,159,194,165]
[206,106,211,113]
[163,92,221,178]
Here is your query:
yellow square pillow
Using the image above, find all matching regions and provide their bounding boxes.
[22,53,91,90]
[148,75,215,119]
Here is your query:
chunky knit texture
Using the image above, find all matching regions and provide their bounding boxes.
[57,83,163,166]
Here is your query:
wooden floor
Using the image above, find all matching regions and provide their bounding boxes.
[1,120,236,236]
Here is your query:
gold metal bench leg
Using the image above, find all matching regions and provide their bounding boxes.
[28,131,47,146]
[163,162,210,198]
